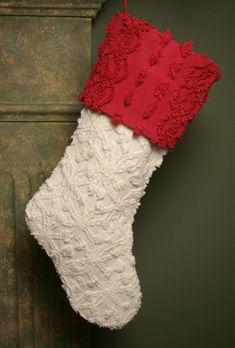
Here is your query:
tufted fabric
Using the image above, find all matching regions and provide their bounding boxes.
[79,13,221,150]
[25,108,167,329]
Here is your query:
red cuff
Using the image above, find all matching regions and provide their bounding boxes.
[78,13,221,150]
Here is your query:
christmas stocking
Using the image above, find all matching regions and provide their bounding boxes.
[25,7,221,329]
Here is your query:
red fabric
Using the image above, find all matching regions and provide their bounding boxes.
[78,13,221,150]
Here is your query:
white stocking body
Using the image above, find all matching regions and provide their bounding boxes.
[26,108,167,329]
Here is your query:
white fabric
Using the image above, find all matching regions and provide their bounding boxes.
[25,108,167,329]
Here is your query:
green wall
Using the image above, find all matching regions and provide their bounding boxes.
[91,0,235,347]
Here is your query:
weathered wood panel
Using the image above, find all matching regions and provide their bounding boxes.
[0,122,92,348]
[0,1,105,347]
[0,17,90,105]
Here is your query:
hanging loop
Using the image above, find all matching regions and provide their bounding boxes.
[123,0,127,13]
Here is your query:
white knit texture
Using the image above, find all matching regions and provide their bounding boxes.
[25,108,167,329]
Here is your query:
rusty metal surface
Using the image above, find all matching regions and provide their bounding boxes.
[0,1,105,347]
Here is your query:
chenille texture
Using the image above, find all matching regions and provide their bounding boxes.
[25,9,221,330]
[79,13,221,149]
[25,108,167,329]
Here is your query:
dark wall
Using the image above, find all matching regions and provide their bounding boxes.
[91,0,235,347]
